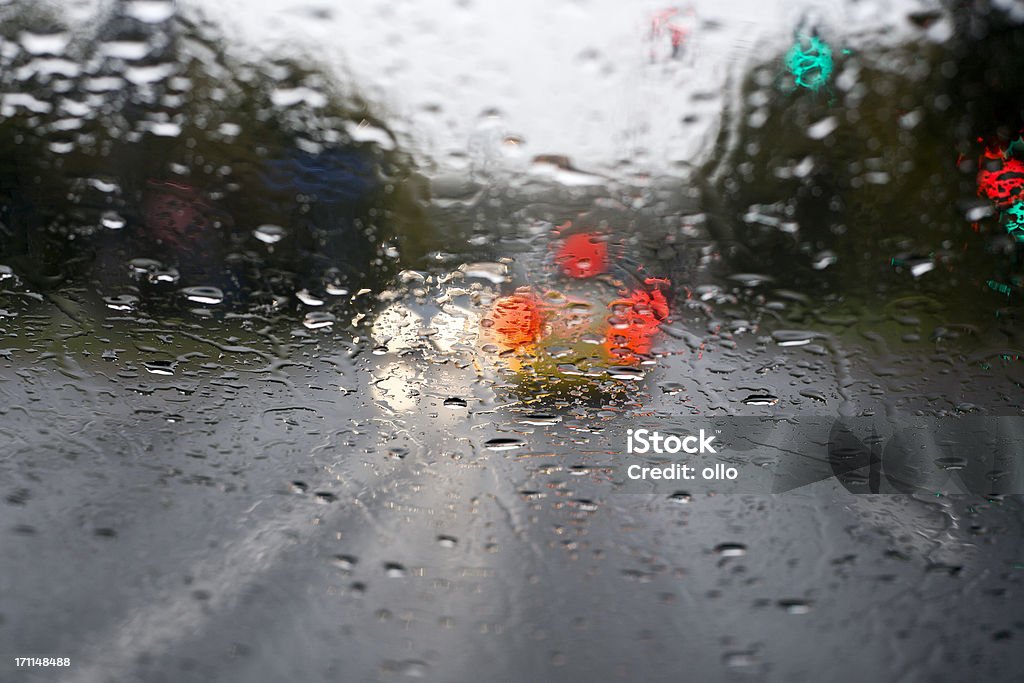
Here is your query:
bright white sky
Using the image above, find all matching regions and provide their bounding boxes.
[67,0,932,176]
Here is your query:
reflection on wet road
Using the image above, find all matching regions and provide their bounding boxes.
[4,283,1022,681]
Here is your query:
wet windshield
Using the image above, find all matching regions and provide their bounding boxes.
[2,1,1023,681]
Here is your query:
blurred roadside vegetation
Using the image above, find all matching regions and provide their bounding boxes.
[0,2,428,324]
[696,5,1024,350]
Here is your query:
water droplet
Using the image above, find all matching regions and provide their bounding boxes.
[714,543,747,558]
[19,31,71,56]
[742,395,778,406]
[101,41,152,60]
[607,366,645,381]
[777,599,813,614]
[806,116,838,140]
[331,555,357,571]
[729,273,774,287]
[143,360,176,376]
[181,286,224,305]
[772,330,817,347]
[811,250,837,270]
[303,312,336,330]
[384,562,407,578]
[128,258,161,278]
[104,294,138,311]
[271,87,327,108]
[344,120,395,150]
[909,259,935,277]
[150,268,180,285]
[484,438,525,451]
[100,211,126,230]
[459,262,507,284]
[799,390,828,404]
[253,224,287,244]
[519,414,561,426]
[387,447,409,460]
[296,289,324,306]
[125,0,176,23]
